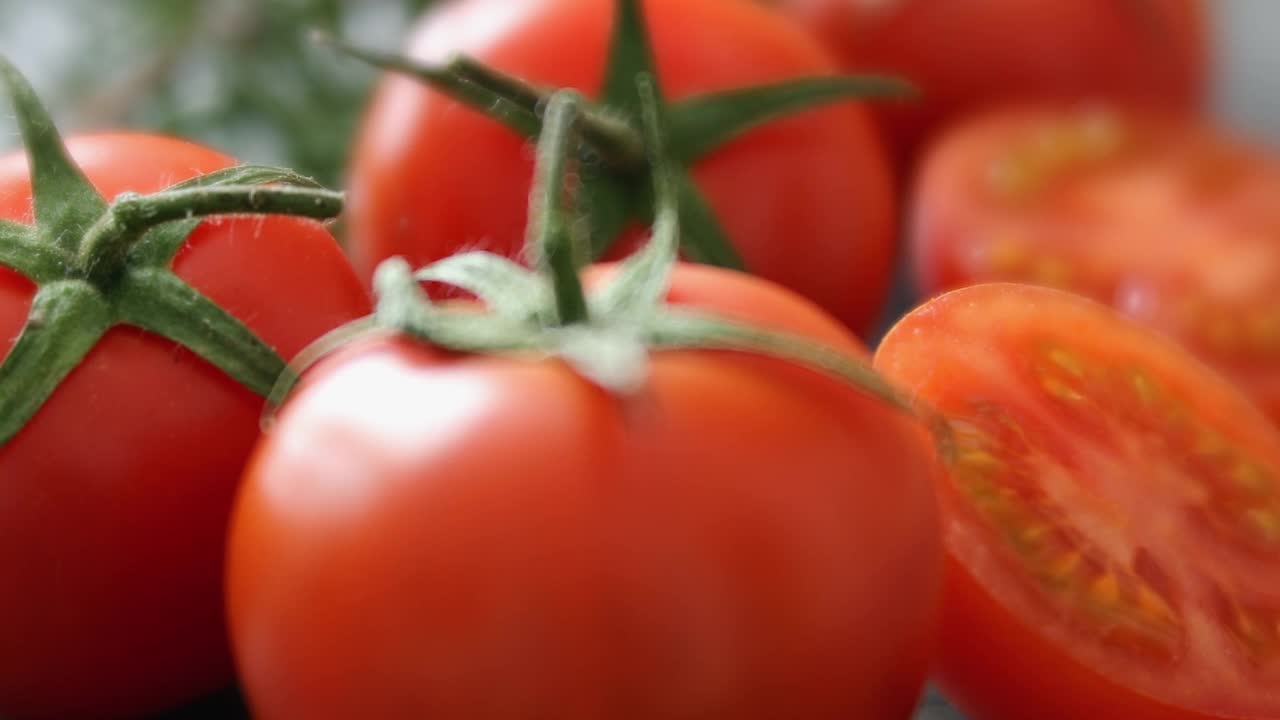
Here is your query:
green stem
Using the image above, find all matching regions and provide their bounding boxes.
[450,57,646,171]
[314,32,540,138]
[77,184,343,284]
[529,91,590,326]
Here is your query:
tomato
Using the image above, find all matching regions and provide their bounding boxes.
[0,134,372,719]
[227,262,942,719]
[874,282,1280,720]
[910,105,1280,425]
[346,0,897,334]
[768,0,1207,171]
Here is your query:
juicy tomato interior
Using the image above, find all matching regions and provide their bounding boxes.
[875,283,1280,720]
[911,105,1280,423]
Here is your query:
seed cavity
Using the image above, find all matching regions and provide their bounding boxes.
[1212,585,1280,667]
[1046,346,1086,377]
[1131,370,1158,406]
[1245,507,1280,547]
[1231,461,1274,497]
[987,109,1128,199]
[1042,375,1086,403]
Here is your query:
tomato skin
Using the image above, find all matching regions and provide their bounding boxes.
[346,0,897,335]
[227,263,942,719]
[771,0,1206,170]
[874,283,1280,720]
[910,105,1280,425]
[0,134,372,719]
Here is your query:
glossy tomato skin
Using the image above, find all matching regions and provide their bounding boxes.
[0,134,372,719]
[772,0,1207,171]
[875,283,1280,720]
[911,105,1280,424]
[227,263,942,720]
[347,0,897,335]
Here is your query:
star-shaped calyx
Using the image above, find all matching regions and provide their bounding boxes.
[268,76,910,426]
[0,55,345,446]
[320,0,914,270]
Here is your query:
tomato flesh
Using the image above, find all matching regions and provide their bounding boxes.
[912,105,1280,424]
[875,283,1280,720]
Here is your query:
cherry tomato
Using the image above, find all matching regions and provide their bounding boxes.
[227,263,942,719]
[768,0,1207,171]
[346,0,897,334]
[875,282,1280,720]
[910,105,1280,425]
[0,134,371,719]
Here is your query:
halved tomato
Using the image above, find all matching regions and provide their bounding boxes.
[875,282,1280,720]
[911,104,1280,424]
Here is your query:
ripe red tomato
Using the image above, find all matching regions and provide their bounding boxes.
[910,105,1280,425]
[875,282,1280,720]
[227,262,942,719]
[769,0,1207,170]
[346,0,897,334]
[0,134,371,719]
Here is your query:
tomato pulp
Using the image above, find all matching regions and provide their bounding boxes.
[911,105,1280,425]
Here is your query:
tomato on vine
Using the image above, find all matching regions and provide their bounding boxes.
[341,0,908,335]
[0,57,370,719]
[229,86,942,719]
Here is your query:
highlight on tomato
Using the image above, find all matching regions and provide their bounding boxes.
[909,104,1280,425]
[342,0,908,335]
[228,87,942,720]
[0,56,371,719]
[875,282,1280,720]
[767,0,1207,171]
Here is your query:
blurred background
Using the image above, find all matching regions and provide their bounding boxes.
[2,0,1278,192]
[1,2,1278,719]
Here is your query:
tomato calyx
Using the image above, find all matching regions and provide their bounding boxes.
[0,55,345,447]
[270,82,909,424]
[322,0,913,271]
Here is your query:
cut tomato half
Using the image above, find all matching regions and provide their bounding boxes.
[875,283,1280,720]
[910,105,1280,424]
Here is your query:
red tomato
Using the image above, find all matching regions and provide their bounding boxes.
[0,134,372,719]
[769,0,1207,171]
[346,0,897,335]
[227,263,942,719]
[910,105,1280,425]
[875,282,1280,720]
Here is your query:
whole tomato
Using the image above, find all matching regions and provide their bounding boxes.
[769,0,1207,172]
[346,0,897,335]
[0,132,371,719]
[227,262,943,720]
